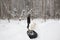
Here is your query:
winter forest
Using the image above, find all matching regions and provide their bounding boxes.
[0,0,60,40]
[0,0,60,20]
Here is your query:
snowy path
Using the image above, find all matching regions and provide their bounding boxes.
[0,19,60,40]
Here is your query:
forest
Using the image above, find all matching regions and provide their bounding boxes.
[0,0,60,19]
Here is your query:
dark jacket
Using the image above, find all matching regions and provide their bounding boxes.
[27,14,30,24]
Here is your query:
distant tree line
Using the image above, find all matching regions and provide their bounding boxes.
[0,0,60,20]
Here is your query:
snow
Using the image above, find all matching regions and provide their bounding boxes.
[0,19,60,40]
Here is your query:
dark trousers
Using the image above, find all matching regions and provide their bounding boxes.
[27,23,30,29]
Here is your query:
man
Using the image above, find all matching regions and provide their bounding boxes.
[27,14,31,29]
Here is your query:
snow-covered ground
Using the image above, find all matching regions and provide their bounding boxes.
[0,19,60,40]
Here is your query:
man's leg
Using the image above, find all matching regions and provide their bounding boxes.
[27,23,30,29]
